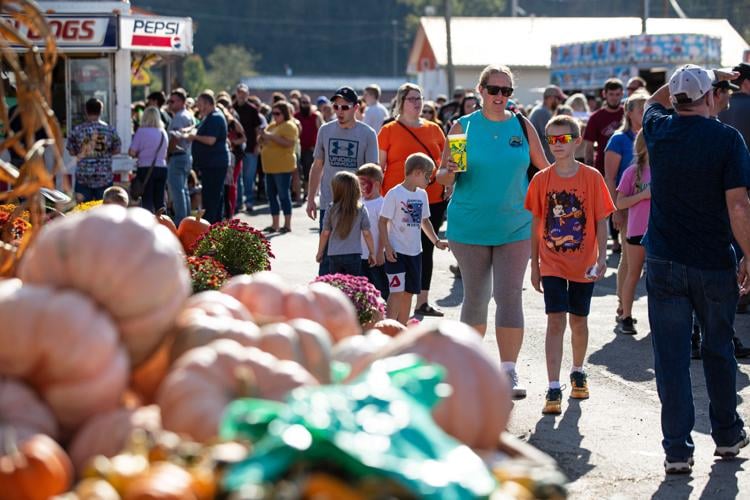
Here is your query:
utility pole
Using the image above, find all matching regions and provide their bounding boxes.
[444,0,455,96]
[392,20,398,76]
[512,0,518,17]
[642,0,650,34]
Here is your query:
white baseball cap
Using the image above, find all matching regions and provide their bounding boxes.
[668,64,715,104]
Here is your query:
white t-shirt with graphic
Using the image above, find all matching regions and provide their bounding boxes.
[361,196,384,259]
[380,184,430,256]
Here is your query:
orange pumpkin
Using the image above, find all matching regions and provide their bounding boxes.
[0,280,129,431]
[130,291,255,402]
[156,339,317,442]
[258,319,333,383]
[371,318,407,337]
[356,321,513,450]
[0,433,74,500]
[331,330,391,378]
[123,462,197,500]
[0,377,59,443]
[221,272,289,325]
[176,209,210,253]
[68,405,161,474]
[155,208,178,236]
[17,206,191,367]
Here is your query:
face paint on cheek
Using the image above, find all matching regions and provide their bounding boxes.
[360,179,373,197]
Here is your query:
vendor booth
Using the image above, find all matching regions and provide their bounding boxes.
[2,1,193,180]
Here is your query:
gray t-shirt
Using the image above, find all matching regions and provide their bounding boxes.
[323,204,371,256]
[529,105,554,162]
[314,121,378,207]
[719,92,750,146]
[363,102,389,133]
[168,109,195,154]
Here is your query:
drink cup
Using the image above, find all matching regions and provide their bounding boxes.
[448,134,467,172]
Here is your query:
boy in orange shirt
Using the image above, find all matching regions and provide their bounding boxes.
[525,115,615,415]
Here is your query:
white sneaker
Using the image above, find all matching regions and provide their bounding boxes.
[664,456,694,474]
[505,368,527,399]
[714,428,749,458]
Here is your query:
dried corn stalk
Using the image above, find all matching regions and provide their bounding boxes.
[0,0,63,276]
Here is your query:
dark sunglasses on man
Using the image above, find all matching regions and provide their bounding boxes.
[484,85,514,97]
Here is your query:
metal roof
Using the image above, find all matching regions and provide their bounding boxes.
[416,17,748,69]
[241,75,408,93]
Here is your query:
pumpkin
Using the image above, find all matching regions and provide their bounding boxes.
[371,318,407,337]
[156,340,317,442]
[17,206,191,367]
[356,321,512,450]
[176,209,210,253]
[68,405,162,475]
[221,272,289,325]
[155,208,177,236]
[0,280,129,430]
[258,319,333,383]
[304,282,361,342]
[0,377,59,443]
[122,462,197,500]
[74,478,121,500]
[0,433,74,500]
[331,330,391,379]
[131,291,255,402]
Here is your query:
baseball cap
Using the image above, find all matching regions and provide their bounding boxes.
[236,83,249,93]
[732,62,750,81]
[330,86,358,104]
[316,96,330,106]
[712,79,739,91]
[668,64,715,104]
[543,85,567,100]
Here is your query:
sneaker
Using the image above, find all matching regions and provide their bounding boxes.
[664,456,694,474]
[733,337,750,359]
[542,388,562,415]
[618,316,637,335]
[505,368,527,399]
[714,428,750,458]
[570,371,589,399]
[414,303,444,317]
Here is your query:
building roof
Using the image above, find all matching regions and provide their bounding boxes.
[241,75,407,93]
[410,17,749,71]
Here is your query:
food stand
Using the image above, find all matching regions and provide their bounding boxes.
[1,1,193,181]
[550,33,722,92]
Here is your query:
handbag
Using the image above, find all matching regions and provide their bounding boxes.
[516,112,540,182]
[130,133,165,201]
[396,120,441,187]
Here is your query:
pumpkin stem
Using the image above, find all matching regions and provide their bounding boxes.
[233,366,257,399]
[157,207,167,217]
[196,209,205,221]
[1,427,26,471]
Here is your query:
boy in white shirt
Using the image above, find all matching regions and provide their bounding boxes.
[378,153,448,323]
[357,164,389,300]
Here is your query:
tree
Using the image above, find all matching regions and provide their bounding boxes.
[182,54,208,98]
[398,0,508,31]
[205,44,259,92]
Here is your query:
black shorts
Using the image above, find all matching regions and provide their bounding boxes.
[385,252,422,294]
[542,276,596,317]
[626,235,644,246]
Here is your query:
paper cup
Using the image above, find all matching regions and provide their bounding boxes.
[448,134,467,172]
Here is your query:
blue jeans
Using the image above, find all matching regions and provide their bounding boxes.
[75,183,108,203]
[328,253,362,276]
[167,153,192,225]
[237,152,258,209]
[198,166,227,224]
[647,256,745,461]
[318,209,330,276]
[265,172,292,216]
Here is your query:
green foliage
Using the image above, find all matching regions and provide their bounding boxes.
[182,54,208,97]
[398,0,508,31]
[205,44,259,92]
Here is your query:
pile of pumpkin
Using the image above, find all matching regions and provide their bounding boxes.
[0,206,557,499]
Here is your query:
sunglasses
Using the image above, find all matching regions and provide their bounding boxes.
[272,111,282,116]
[546,134,576,145]
[333,104,353,111]
[405,96,423,103]
[422,110,434,115]
[485,85,514,97]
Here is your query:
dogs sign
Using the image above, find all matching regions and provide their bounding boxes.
[120,16,193,54]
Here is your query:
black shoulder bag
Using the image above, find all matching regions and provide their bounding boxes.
[516,112,540,182]
[130,133,165,201]
[396,120,440,187]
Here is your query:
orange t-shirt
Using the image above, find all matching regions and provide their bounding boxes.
[378,119,446,204]
[525,163,615,282]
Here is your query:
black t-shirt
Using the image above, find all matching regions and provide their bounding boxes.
[642,103,750,269]
[233,102,261,152]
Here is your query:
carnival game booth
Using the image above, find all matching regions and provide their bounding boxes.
[551,34,722,93]
[2,1,193,184]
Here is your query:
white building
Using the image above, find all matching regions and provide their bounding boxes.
[407,16,750,107]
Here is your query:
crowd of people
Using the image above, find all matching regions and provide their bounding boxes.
[64,60,750,473]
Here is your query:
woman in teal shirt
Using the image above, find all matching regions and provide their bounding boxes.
[437,64,548,399]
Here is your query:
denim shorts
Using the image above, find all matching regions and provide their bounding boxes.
[385,252,422,294]
[542,276,596,316]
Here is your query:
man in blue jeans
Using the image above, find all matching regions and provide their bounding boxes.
[233,84,263,213]
[166,89,195,225]
[643,65,750,474]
